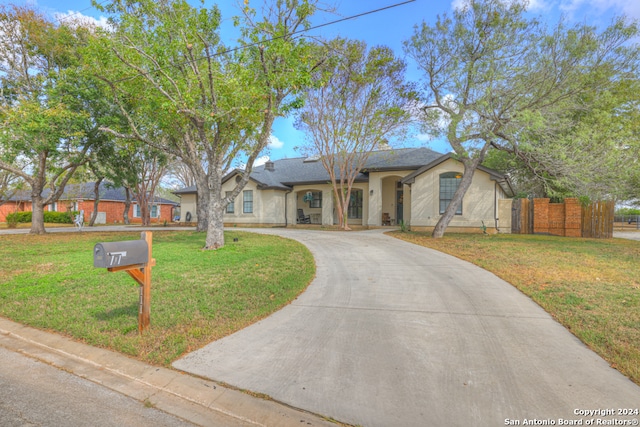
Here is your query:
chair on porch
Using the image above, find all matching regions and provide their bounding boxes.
[297,208,311,224]
[382,212,391,226]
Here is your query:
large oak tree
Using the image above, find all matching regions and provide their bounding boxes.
[94,0,325,249]
[405,0,639,237]
[0,5,96,233]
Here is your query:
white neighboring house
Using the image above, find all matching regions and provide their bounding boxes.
[173,147,515,232]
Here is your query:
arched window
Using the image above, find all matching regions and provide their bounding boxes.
[439,172,462,215]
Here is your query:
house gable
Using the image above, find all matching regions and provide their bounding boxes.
[401,154,514,197]
[404,157,512,231]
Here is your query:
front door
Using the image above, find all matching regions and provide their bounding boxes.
[396,190,403,223]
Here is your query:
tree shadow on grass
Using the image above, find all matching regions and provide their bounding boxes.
[94,303,138,321]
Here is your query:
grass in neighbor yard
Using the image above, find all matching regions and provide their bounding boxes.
[0,231,314,366]
[390,231,640,385]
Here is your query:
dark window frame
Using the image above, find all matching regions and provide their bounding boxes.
[243,190,253,214]
[347,189,363,219]
[439,172,463,215]
[225,191,234,214]
[310,191,322,208]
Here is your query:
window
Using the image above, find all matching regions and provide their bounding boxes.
[440,172,463,215]
[243,190,253,213]
[310,191,322,208]
[134,204,159,218]
[48,202,57,212]
[225,191,234,214]
[347,190,363,219]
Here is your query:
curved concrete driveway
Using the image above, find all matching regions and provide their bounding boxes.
[170,228,638,426]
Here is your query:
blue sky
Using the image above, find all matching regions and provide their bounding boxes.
[16,0,640,160]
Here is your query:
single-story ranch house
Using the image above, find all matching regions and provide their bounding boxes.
[0,182,178,224]
[174,147,515,232]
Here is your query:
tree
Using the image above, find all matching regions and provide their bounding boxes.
[0,5,96,233]
[93,0,324,248]
[296,39,414,229]
[92,0,328,249]
[405,0,639,237]
[164,157,199,189]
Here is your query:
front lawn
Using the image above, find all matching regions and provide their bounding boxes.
[0,231,315,366]
[390,231,640,385]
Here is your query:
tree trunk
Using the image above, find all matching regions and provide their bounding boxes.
[432,162,479,238]
[341,188,352,231]
[140,201,151,226]
[332,185,345,229]
[205,197,225,249]
[123,187,131,225]
[195,175,209,232]
[30,196,46,234]
[204,167,224,249]
[88,178,103,227]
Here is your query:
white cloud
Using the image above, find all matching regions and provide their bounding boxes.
[559,0,640,20]
[54,11,111,30]
[238,156,270,170]
[255,156,270,167]
[452,0,549,12]
[268,135,284,149]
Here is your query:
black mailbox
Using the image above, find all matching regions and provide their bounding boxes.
[94,240,149,268]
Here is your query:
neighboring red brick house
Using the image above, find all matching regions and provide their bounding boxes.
[0,182,178,224]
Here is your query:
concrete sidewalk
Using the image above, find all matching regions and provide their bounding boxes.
[0,317,337,427]
[175,228,640,427]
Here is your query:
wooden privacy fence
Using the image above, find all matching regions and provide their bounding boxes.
[582,200,615,238]
[511,198,614,238]
[511,198,533,235]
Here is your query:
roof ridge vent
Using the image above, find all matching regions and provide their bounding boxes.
[303,155,321,163]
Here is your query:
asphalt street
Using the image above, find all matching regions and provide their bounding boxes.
[0,346,194,427]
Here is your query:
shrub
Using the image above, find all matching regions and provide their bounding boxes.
[6,212,18,228]
[5,211,76,224]
[44,211,75,224]
[616,207,640,216]
[6,211,31,223]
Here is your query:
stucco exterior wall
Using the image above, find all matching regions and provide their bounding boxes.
[409,159,504,231]
[294,185,327,224]
[221,180,286,226]
[293,183,369,226]
[178,193,198,223]
[498,199,513,233]
[367,170,413,226]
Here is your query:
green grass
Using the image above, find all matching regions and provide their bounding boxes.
[390,231,640,385]
[0,231,315,366]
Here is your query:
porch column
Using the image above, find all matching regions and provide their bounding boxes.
[322,189,333,225]
[367,175,382,226]
[286,191,296,226]
[403,183,411,226]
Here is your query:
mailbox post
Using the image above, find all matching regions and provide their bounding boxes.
[94,232,155,334]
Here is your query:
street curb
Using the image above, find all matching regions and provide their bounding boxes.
[0,317,336,427]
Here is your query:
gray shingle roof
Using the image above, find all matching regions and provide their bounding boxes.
[6,182,178,205]
[174,147,447,194]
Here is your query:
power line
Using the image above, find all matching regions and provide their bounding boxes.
[50,0,110,25]
[111,0,417,84]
